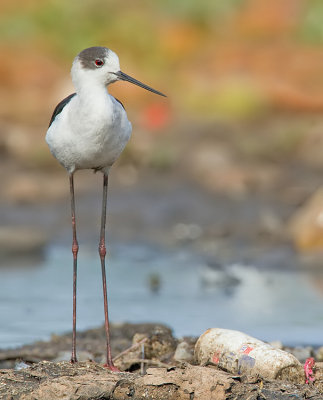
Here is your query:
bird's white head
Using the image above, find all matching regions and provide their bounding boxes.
[71,46,166,96]
[72,47,120,89]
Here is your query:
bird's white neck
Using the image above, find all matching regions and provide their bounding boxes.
[77,79,109,102]
[69,62,118,131]
[68,79,114,135]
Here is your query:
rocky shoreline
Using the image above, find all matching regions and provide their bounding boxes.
[0,322,322,399]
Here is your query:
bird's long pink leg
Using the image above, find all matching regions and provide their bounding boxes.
[99,174,119,371]
[69,173,79,363]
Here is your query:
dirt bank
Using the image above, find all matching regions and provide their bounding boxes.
[0,323,322,399]
[1,360,323,400]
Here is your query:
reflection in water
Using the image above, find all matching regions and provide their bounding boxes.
[0,242,323,349]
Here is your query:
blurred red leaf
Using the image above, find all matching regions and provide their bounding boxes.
[139,103,172,132]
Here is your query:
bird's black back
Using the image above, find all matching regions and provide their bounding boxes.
[48,93,76,128]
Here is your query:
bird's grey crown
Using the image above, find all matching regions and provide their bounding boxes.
[77,46,110,70]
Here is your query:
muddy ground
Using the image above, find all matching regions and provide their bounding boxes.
[0,322,322,399]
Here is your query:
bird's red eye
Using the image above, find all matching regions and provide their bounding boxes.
[95,59,104,67]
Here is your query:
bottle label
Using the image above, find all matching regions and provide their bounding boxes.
[240,344,254,354]
[238,354,256,373]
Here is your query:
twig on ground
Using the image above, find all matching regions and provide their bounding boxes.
[112,338,148,362]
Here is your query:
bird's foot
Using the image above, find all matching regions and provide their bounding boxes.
[103,363,120,372]
[70,357,78,364]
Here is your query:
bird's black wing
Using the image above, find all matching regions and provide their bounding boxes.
[48,93,77,128]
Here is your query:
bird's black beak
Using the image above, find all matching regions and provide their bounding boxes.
[114,71,166,97]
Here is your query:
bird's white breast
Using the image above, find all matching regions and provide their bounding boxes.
[46,88,132,174]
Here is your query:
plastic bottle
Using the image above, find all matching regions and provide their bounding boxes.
[194,328,304,383]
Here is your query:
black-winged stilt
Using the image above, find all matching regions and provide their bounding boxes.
[46,46,165,370]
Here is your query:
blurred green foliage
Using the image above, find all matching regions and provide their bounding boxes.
[1,0,323,123]
[0,0,241,58]
[156,0,243,26]
[298,0,323,44]
[185,80,268,119]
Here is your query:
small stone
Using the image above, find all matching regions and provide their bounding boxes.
[144,328,177,360]
[174,341,194,363]
[14,361,30,370]
[133,333,148,344]
[315,346,323,362]
[288,188,323,251]
[288,347,313,363]
[147,273,161,293]
[269,340,283,350]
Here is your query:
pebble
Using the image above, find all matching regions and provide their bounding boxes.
[287,346,313,363]
[288,187,323,251]
[315,346,323,362]
[269,340,283,350]
[174,341,194,363]
[15,361,30,370]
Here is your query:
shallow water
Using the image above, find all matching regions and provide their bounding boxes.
[1,242,323,349]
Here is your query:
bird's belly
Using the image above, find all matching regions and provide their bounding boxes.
[76,124,131,169]
[77,130,129,169]
[47,118,131,173]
